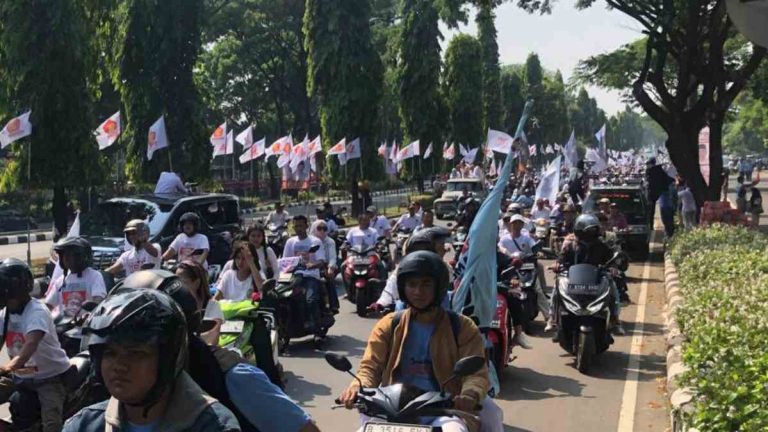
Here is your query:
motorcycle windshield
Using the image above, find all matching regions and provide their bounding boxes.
[567,264,601,285]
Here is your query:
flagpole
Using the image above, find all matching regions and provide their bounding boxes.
[167,149,174,172]
[26,138,32,265]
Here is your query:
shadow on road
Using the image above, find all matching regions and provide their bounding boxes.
[497,367,587,401]
[588,350,665,382]
[283,371,332,408]
[504,425,535,432]
[282,334,367,359]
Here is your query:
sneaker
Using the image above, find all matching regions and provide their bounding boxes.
[612,323,626,336]
[544,321,557,333]
[512,333,533,350]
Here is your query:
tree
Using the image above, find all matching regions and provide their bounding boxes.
[476,0,503,130]
[723,94,768,156]
[112,0,208,183]
[608,106,645,151]
[537,70,570,145]
[304,0,383,182]
[444,34,485,149]
[569,87,607,143]
[522,0,767,203]
[500,66,526,134]
[0,0,105,236]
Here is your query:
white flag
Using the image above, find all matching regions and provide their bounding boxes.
[147,115,169,160]
[328,138,347,156]
[95,111,121,150]
[443,143,456,160]
[236,126,254,148]
[585,148,608,173]
[290,136,309,170]
[529,144,537,156]
[423,142,433,159]
[535,156,562,206]
[308,135,322,155]
[595,123,607,158]
[0,111,32,148]
[459,144,469,156]
[213,130,235,157]
[389,142,399,162]
[462,148,478,164]
[277,139,293,168]
[266,135,290,158]
[239,137,266,164]
[346,138,361,160]
[487,129,514,155]
[563,130,578,168]
[210,122,227,147]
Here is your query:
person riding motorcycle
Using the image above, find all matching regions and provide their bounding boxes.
[530,199,552,221]
[311,219,340,314]
[46,237,107,318]
[162,212,210,268]
[546,214,625,335]
[106,219,161,276]
[552,204,577,237]
[266,202,291,228]
[456,198,480,231]
[366,206,392,239]
[392,202,421,233]
[608,203,629,231]
[0,258,72,432]
[338,251,489,432]
[414,209,435,233]
[63,288,241,431]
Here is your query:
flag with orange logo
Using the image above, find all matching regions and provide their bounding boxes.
[327,138,346,156]
[265,135,290,158]
[147,115,169,160]
[210,122,227,147]
[0,111,32,148]
[94,111,121,150]
[213,130,234,157]
[308,135,322,155]
[239,137,266,164]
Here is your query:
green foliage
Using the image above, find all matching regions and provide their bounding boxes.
[0,0,105,189]
[398,0,446,166]
[500,66,526,135]
[304,0,383,180]
[476,0,502,131]
[409,193,435,209]
[607,106,666,151]
[111,0,208,183]
[723,93,768,156]
[668,225,768,431]
[569,87,606,143]
[443,35,484,149]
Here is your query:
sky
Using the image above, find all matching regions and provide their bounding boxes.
[441,2,643,115]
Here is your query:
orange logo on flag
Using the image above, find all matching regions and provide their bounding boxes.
[6,118,21,135]
[103,119,118,136]
[212,127,225,139]
[148,131,157,148]
[270,143,281,153]
[281,142,292,153]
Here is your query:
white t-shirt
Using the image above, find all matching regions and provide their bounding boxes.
[346,227,379,249]
[154,172,188,194]
[0,300,70,380]
[396,214,421,231]
[170,233,210,267]
[371,215,391,238]
[117,247,161,275]
[531,207,551,221]
[678,188,697,213]
[216,269,255,301]
[204,300,224,322]
[221,246,277,278]
[267,210,290,228]
[323,218,339,234]
[498,232,537,256]
[472,166,484,180]
[282,235,325,280]
[45,268,107,318]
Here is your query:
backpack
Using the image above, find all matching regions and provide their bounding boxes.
[750,189,763,214]
[390,309,461,348]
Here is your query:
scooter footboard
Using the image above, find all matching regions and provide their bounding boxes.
[558,315,610,355]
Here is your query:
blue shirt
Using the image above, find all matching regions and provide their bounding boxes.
[125,422,158,432]
[396,321,438,392]
[225,363,311,432]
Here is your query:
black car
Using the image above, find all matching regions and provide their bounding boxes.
[0,209,38,232]
[79,193,241,270]
[583,185,651,259]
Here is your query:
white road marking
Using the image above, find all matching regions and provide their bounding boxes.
[617,229,658,432]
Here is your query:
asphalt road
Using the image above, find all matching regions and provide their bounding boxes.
[278,218,671,432]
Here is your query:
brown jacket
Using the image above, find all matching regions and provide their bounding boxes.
[353,308,489,432]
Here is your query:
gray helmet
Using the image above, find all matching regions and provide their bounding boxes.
[53,236,93,275]
[396,251,449,311]
[124,219,150,238]
[574,214,600,244]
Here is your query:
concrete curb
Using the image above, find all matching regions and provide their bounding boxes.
[663,255,696,432]
[0,232,54,245]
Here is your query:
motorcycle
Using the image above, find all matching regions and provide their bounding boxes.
[604,229,631,303]
[266,223,289,257]
[0,352,107,431]
[487,267,515,377]
[393,227,413,263]
[503,248,544,333]
[263,245,335,352]
[217,285,284,388]
[342,241,385,317]
[553,253,620,373]
[533,218,551,244]
[55,301,99,357]
[451,227,468,256]
[325,353,485,431]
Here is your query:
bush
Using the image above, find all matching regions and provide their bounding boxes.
[409,193,435,210]
[669,225,768,431]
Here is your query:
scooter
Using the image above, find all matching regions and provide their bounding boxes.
[55,301,100,357]
[553,253,619,373]
[264,245,335,352]
[487,267,515,377]
[342,241,385,317]
[325,353,485,431]
[217,282,284,388]
[266,223,289,257]
[393,226,413,263]
[533,218,551,244]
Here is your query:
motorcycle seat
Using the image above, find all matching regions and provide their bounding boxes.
[63,353,92,391]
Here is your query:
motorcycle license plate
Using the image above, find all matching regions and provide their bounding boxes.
[363,424,431,432]
[221,321,244,334]
[568,284,600,295]
[521,263,536,270]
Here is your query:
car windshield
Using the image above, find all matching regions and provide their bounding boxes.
[80,200,170,238]
[447,181,482,192]
[583,190,646,225]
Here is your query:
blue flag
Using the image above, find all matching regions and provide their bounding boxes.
[451,101,534,328]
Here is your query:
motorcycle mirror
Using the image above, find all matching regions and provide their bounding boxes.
[452,356,485,377]
[81,301,99,313]
[324,353,353,372]
[262,279,277,293]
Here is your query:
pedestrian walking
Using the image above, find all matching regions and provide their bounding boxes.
[748,185,763,229]
[676,179,697,230]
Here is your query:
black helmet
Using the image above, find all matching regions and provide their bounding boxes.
[574,214,600,244]
[83,288,187,413]
[405,227,451,254]
[0,258,34,308]
[178,212,200,234]
[114,269,201,334]
[396,251,449,311]
[53,237,92,275]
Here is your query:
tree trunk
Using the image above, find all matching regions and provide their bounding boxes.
[666,117,725,206]
[52,187,68,241]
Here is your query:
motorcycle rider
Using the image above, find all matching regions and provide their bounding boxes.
[392,202,422,233]
[553,204,577,237]
[106,219,161,276]
[338,251,489,432]
[176,260,223,346]
[266,202,291,228]
[0,258,72,432]
[497,215,549,337]
[315,206,338,235]
[311,220,340,314]
[215,242,266,302]
[530,198,552,221]
[162,212,210,268]
[63,289,241,431]
[367,206,392,239]
[546,214,625,335]
[345,213,379,249]
[414,209,435,232]
[608,203,629,231]
[456,198,480,231]
[46,237,107,318]
[283,215,326,341]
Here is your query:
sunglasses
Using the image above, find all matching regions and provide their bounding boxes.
[316,226,328,231]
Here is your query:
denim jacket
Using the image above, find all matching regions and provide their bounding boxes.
[62,372,240,432]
